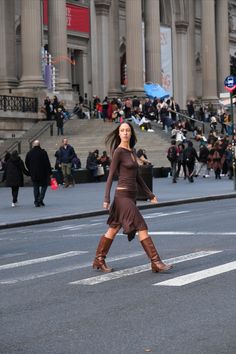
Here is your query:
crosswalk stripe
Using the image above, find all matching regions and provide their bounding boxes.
[154,261,236,287]
[149,232,236,236]
[144,211,189,219]
[0,251,87,271]
[70,250,221,286]
[0,251,145,285]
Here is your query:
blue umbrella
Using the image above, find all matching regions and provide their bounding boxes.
[144,82,170,99]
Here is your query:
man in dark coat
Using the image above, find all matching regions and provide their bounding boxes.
[25,140,52,207]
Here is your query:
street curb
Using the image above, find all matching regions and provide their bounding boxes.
[0,193,236,231]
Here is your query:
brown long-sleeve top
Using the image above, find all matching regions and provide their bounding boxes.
[104,147,155,203]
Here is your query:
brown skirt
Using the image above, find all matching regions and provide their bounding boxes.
[107,189,148,241]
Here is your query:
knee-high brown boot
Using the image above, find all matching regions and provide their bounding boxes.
[92,235,113,272]
[141,237,173,272]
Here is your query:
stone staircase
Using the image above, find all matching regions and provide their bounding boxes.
[18,118,172,168]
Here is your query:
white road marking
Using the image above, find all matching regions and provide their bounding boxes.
[155,261,236,287]
[38,223,102,232]
[0,251,145,284]
[0,251,87,271]
[149,231,195,235]
[0,253,26,259]
[149,232,236,236]
[144,211,189,219]
[70,250,221,286]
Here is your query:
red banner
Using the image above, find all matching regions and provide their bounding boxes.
[43,0,90,34]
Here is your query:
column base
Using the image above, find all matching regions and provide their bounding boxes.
[125,88,145,97]
[56,79,71,91]
[108,88,122,98]
[19,77,46,90]
[0,78,19,90]
[202,96,219,103]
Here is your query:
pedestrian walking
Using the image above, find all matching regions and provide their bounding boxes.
[2,150,29,207]
[176,143,187,179]
[25,140,52,207]
[195,142,210,178]
[167,140,179,183]
[92,122,173,273]
[183,141,199,183]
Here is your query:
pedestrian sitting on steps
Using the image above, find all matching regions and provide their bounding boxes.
[92,122,173,273]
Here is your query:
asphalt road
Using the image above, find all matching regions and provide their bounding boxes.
[0,200,236,354]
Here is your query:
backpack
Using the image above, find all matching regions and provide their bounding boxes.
[167,146,177,162]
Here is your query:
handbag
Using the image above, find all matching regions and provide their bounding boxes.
[96,164,104,177]
[50,177,58,190]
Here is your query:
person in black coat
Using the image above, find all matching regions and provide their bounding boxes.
[183,141,199,182]
[25,140,52,207]
[2,150,29,207]
[55,108,64,136]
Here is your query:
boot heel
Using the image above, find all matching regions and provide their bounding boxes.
[92,236,113,273]
[152,261,173,272]
[151,265,159,273]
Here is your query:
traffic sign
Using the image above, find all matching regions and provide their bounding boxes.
[224,75,236,92]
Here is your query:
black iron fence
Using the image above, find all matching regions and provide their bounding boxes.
[0,95,38,113]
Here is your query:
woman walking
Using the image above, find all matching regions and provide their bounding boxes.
[93,122,173,273]
[2,150,29,207]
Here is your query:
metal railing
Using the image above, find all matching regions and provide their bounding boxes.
[0,141,21,160]
[173,109,206,133]
[28,122,54,149]
[0,95,38,112]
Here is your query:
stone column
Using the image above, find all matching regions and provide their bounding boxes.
[175,21,189,109]
[216,0,230,93]
[187,0,196,100]
[0,0,18,90]
[48,0,71,90]
[95,0,111,100]
[108,0,121,97]
[126,0,144,96]
[144,0,161,84]
[19,0,44,88]
[201,0,218,101]
[78,51,89,98]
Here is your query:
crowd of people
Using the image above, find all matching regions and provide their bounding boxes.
[167,127,233,184]
[1,92,235,207]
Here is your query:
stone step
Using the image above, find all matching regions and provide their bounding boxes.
[18,119,171,168]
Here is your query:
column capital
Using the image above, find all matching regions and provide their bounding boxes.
[175,21,188,34]
[95,0,111,16]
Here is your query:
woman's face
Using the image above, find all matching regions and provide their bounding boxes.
[119,123,131,143]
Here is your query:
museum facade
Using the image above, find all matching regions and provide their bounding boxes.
[0,0,236,109]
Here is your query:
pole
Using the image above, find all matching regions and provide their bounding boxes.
[230,92,236,190]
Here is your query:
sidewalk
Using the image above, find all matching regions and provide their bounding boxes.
[0,176,236,229]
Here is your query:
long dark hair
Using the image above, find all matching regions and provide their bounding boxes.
[105,122,137,154]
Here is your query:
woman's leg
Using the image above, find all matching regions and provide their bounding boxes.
[93,226,120,272]
[138,230,173,272]
[11,186,19,204]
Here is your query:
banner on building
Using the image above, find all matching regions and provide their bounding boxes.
[160,26,173,96]
[43,0,90,34]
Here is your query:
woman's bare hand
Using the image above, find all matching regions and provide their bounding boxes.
[103,202,110,209]
[150,196,158,204]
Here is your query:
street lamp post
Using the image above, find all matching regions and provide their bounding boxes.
[230,92,236,190]
[224,75,236,191]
